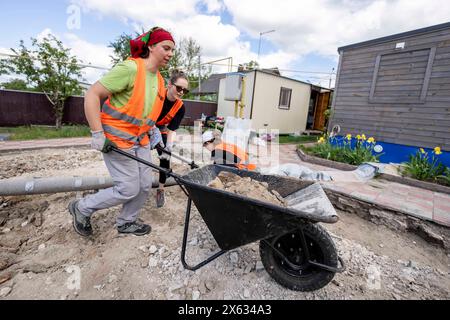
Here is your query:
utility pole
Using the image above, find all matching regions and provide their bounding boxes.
[329,67,335,89]
[257,30,275,62]
[198,55,201,101]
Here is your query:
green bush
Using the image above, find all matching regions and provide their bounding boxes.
[437,167,450,186]
[305,134,381,166]
[402,147,445,182]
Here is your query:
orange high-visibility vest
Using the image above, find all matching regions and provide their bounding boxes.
[100,58,165,149]
[156,93,184,135]
[214,142,257,171]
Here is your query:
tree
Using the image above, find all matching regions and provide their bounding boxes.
[181,38,201,77]
[108,33,211,84]
[238,60,259,71]
[1,78,37,91]
[108,33,133,65]
[0,35,83,128]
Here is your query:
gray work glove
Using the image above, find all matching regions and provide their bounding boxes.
[91,130,116,153]
[148,127,163,150]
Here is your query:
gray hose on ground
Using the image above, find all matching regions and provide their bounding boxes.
[0,175,178,196]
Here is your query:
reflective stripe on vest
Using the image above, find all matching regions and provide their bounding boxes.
[156,96,184,127]
[102,125,147,143]
[100,57,165,149]
[214,142,257,171]
[102,103,142,126]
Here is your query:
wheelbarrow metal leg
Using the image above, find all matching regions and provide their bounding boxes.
[181,198,227,271]
[308,257,346,273]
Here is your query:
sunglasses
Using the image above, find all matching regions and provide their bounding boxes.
[174,84,189,95]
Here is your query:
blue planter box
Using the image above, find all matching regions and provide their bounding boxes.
[330,136,450,167]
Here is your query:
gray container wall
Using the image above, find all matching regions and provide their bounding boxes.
[0,90,217,127]
[330,25,450,151]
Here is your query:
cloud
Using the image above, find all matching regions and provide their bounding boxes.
[35,29,113,83]
[36,28,54,43]
[72,0,198,24]
[3,27,113,85]
[68,0,450,80]
[224,0,450,57]
[200,0,223,13]
[69,0,295,73]
[64,33,114,83]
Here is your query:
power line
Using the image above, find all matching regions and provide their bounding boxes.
[202,61,336,75]
[0,52,111,70]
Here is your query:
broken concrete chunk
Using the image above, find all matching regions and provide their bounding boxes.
[207,177,224,190]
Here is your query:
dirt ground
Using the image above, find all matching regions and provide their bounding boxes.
[0,147,449,300]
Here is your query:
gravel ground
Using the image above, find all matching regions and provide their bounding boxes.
[0,147,449,300]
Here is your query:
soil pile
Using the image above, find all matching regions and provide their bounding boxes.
[0,147,449,300]
[207,171,285,207]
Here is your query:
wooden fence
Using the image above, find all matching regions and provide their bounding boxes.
[0,89,217,127]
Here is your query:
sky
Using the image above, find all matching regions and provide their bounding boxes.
[1,0,450,88]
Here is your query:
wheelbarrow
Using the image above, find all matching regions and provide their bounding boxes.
[111,146,345,292]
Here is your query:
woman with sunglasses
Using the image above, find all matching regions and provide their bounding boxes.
[154,69,189,207]
[68,27,175,237]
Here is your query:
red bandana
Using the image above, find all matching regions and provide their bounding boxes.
[130,28,175,58]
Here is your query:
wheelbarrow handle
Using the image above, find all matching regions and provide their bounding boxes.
[156,145,199,169]
[109,146,183,180]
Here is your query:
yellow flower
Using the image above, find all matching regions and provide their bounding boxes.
[346,134,352,140]
[420,148,426,154]
[367,137,375,144]
[356,135,361,140]
[434,147,442,155]
[318,137,325,144]
[361,134,367,140]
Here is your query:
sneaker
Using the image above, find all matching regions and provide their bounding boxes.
[68,199,93,237]
[156,189,165,208]
[117,222,151,236]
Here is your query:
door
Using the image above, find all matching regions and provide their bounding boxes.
[313,91,331,130]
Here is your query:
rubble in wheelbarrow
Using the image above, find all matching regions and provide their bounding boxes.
[207,171,286,207]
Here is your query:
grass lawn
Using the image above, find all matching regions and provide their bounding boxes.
[278,135,319,144]
[0,125,91,141]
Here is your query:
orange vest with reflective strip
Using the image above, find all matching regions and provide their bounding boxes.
[214,142,257,171]
[156,93,184,135]
[100,58,165,149]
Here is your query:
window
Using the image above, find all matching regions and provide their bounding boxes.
[279,87,292,109]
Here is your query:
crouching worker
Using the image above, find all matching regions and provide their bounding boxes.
[202,130,257,171]
[155,69,189,208]
[201,130,333,182]
[68,27,175,237]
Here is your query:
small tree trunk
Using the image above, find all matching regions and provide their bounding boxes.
[55,116,62,130]
[54,101,64,130]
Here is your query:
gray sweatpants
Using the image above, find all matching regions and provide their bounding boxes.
[77,144,153,227]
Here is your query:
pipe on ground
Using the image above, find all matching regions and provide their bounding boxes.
[0,175,178,196]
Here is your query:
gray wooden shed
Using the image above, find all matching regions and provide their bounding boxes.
[329,22,450,151]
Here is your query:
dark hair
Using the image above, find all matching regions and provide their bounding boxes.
[138,27,165,59]
[170,69,188,85]
[139,46,150,59]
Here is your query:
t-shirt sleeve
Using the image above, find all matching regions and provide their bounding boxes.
[99,60,136,94]
[167,104,186,131]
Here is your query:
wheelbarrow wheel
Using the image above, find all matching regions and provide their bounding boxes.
[259,223,338,292]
